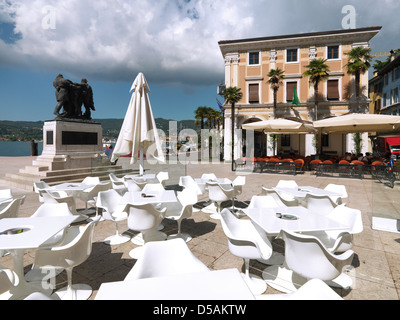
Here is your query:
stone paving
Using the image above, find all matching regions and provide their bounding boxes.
[0,156,400,300]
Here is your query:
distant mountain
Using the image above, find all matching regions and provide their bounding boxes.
[0,118,201,141]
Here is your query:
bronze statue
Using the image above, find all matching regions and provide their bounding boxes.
[53,74,95,120]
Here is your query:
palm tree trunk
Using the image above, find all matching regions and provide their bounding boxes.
[231,102,235,171]
[273,88,277,118]
[314,83,322,155]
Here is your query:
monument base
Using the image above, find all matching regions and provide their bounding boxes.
[33,119,105,171]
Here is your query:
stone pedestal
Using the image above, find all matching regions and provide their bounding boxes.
[33,119,107,171]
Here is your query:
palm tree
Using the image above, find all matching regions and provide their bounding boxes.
[303,58,330,121]
[223,87,243,171]
[344,46,372,100]
[267,68,285,118]
[194,106,209,130]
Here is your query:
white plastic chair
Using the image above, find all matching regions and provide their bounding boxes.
[304,193,338,215]
[0,189,13,201]
[248,195,284,209]
[164,188,196,242]
[96,189,130,245]
[141,183,165,193]
[0,195,25,220]
[324,184,348,205]
[24,203,76,282]
[303,205,363,253]
[125,179,143,192]
[32,216,100,300]
[278,229,354,289]
[201,173,217,180]
[33,182,50,203]
[255,279,343,300]
[232,176,246,212]
[79,182,112,215]
[179,176,203,195]
[220,209,272,295]
[276,180,298,189]
[82,176,100,186]
[124,238,209,281]
[261,187,298,207]
[41,190,88,222]
[126,203,167,259]
[109,173,127,195]
[206,181,235,220]
[156,171,169,187]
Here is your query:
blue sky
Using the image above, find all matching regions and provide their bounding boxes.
[0,0,399,122]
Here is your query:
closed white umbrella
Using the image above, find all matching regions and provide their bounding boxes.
[242,118,316,134]
[313,113,400,134]
[111,72,165,175]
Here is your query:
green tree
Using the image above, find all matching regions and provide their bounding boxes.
[223,87,243,171]
[303,58,330,121]
[194,106,209,130]
[344,46,372,99]
[267,68,285,118]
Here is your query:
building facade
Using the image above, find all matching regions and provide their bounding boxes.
[218,26,381,160]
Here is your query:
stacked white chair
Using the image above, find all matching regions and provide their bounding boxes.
[220,209,272,295]
[0,196,25,219]
[96,189,130,245]
[248,195,285,209]
[125,179,143,192]
[164,188,197,242]
[79,182,112,215]
[33,182,50,203]
[206,181,235,220]
[179,175,202,213]
[82,176,100,186]
[109,173,127,195]
[276,180,298,189]
[261,187,298,207]
[303,205,363,253]
[277,229,354,290]
[32,217,100,300]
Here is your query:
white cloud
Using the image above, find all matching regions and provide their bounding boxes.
[0,0,398,87]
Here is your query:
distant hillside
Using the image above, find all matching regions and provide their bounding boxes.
[0,118,201,141]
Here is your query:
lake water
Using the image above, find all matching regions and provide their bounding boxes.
[0,141,43,157]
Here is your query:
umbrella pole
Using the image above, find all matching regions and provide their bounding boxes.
[139,148,144,176]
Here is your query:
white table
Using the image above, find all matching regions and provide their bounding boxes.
[95,268,255,300]
[124,174,156,181]
[121,190,177,205]
[274,186,341,199]
[49,182,94,198]
[0,216,78,300]
[244,206,348,235]
[244,206,349,294]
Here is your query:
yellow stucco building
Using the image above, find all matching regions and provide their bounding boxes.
[218,26,381,160]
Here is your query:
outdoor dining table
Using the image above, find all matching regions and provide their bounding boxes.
[121,190,178,205]
[274,186,342,199]
[243,206,349,293]
[95,268,255,300]
[48,182,95,198]
[0,216,78,300]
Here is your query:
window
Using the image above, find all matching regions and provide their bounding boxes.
[327,46,339,60]
[384,74,388,86]
[286,82,297,102]
[392,87,399,105]
[374,99,382,113]
[383,93,387,107]
[248,52,259,65]
[248,83,259,103]
[322,135,329,147]
[286,49,298,63]
[281,135,291,147]
[327,79,340,100]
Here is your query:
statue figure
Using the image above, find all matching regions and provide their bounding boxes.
[53,74,74,117]
[53,74,96,120]
[79,78,95,120]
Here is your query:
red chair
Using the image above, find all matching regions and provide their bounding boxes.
[294,159,304,173]
[309,159,322,172]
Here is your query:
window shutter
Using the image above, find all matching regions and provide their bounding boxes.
[286,82,296,101]
[327,80,339,100]
[249,84,259,103]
